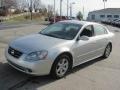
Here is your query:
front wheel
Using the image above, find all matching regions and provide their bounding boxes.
[102,44,112,58]
[50,55,71,79]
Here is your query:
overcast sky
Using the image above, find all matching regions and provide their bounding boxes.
[41,0,120,18]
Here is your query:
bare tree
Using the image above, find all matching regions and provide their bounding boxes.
[33,0,41,11]
[17,0,30,11]
[47,5,53,17]
[3,0,17,8]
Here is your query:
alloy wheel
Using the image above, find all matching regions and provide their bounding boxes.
[56,58,69,77]
[105,45,111,57]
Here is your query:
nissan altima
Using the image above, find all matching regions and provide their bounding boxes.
[5,20,114,79]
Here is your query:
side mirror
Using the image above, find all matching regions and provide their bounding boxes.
[80,36,89,41]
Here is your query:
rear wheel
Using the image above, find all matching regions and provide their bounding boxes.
[102,44,112,58]
[51,55,71,79]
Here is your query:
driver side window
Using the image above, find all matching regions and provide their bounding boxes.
[80,25,94,37]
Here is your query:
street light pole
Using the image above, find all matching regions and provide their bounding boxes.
[103,0,107,9]
[54,0,56,23]
[30,0,33,20]
[83,6,84,20]
[70,2,75,18]
[60,0,63,20]
[67,0,69,18]
[0,0,2,7]
[70,3,72,18]
[1,0,3,8]
[104,1,105,9]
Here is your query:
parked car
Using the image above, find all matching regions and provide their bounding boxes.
[69,17,77,20]
[49,16,68,24]
[101,20,106,24]
[110,19,118,26]
[106,19,112,24]
[45,17,49,21]
[101,19,120,27]
[101,19,111,24]
[5,20,114,79]
[113,19,120,27]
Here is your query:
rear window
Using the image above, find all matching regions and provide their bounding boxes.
[94,25,108,35]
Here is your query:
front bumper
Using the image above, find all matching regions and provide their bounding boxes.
[5,50,54,76]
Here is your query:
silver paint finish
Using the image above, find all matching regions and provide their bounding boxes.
[5,20,114,75]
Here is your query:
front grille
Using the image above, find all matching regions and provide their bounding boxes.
[8,47,23,58]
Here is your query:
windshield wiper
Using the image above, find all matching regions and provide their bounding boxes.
[40,33,70,40]
[40,33,59,38]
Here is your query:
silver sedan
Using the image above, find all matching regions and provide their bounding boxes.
[5,20,114,79]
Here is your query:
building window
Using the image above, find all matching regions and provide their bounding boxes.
[100,15,105,18]
[91,15,95,20]
[114,15,119,18]
[107,15,112,18]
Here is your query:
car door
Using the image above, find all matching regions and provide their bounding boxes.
[92,24,109,56]
[73,25,98,66]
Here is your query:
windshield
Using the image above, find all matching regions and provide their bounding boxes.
[40,22,82,40]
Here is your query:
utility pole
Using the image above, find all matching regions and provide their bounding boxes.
[67,0,69,18]
[60,0,63,20]
[54,0,56,23]
[30,0,33,20]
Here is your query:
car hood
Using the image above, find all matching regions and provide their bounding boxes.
[9,34,68,54]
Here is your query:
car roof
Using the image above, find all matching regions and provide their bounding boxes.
[59,20,97,26]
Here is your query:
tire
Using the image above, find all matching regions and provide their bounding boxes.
[102,43,112,58]
[50,54,71,79]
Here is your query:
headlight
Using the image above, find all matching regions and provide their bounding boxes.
[25,50,48,61]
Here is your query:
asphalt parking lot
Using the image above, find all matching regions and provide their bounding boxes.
[0,23,120,90]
